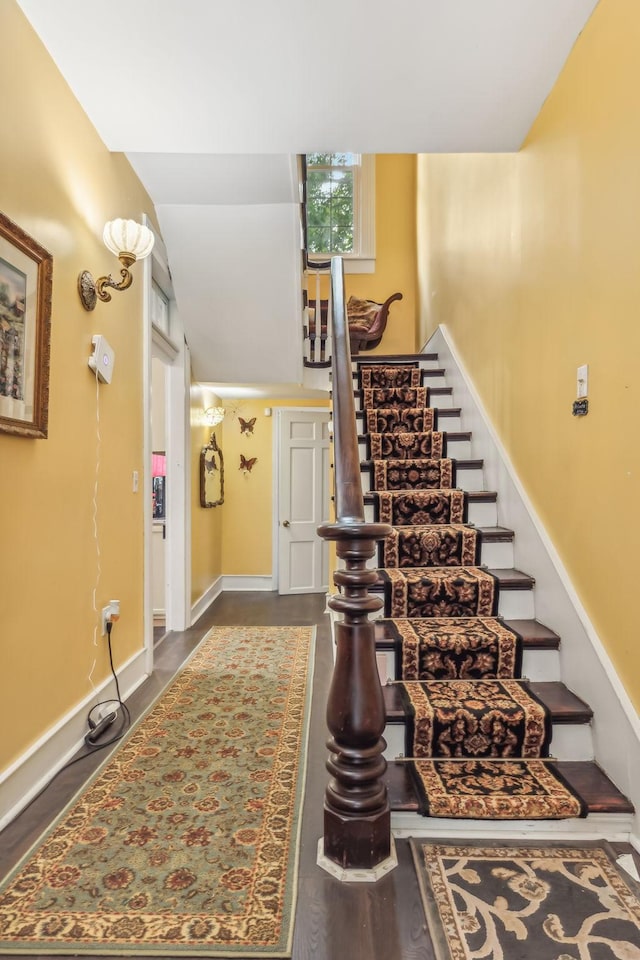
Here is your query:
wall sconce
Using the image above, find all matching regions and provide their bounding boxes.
[78,219,155,311]
[204,406,225,427]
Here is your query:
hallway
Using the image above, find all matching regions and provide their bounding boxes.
[0,592,433,960]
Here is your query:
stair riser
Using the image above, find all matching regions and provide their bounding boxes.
[384,719,593,762]
[369,587,535,621]
[360,465,485,496]
[390,811,635,840]
[363,500,499,525]
[337,536,513,572]
[375,647,561,687]
[481,540,514,568]
[352,357,442,372]
[358,438,471,460]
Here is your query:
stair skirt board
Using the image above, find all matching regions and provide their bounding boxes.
[390,812,636,841]
[348,358,634,829]
[426,326,640,832]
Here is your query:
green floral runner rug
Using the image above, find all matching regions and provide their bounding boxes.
[411,839,640,959]
[0,625,315,957]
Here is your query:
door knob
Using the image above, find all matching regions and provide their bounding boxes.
[282,520,290,527]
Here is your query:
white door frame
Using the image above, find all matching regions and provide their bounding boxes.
[142,228,191,677]
[272,405,331,594]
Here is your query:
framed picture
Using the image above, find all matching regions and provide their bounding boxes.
[0,212,53,438]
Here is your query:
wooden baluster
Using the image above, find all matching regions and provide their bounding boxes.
[317,258,392,872]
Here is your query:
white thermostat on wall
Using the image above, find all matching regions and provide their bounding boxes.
[88,335,115,384]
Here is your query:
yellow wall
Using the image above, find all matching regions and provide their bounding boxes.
[308,154,418,354]
[417,0,640,707]
[190,385,223,605]
[0,2,155,770]
[221,398,329,576]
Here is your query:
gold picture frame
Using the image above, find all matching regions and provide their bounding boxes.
[0,212,53,438]
[200,433,224,507]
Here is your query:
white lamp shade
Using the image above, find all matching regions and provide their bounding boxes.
[103,219,155,260]
[204,406,225,427]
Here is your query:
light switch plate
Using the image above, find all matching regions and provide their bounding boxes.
[577,363,588,398]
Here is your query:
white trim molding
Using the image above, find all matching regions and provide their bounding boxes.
[190,576,224,625]
[428,324,640,844]
[0,649,148,831]
[221,575,274,592]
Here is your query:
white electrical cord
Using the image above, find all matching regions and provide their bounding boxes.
[88,363,101,693]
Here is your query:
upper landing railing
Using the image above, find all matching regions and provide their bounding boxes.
[317,258,393,873]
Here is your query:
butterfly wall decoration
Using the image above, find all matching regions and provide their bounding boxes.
[239,417,256,436]
[240,454,258,473]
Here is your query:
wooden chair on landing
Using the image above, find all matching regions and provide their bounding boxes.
[346,292,403,354]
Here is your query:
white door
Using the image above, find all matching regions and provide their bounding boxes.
[277,410,331,594]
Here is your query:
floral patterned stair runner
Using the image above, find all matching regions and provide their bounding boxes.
[380,525,481,568]
[384,617,523,680]
[401,679,552,760]
[365,407,436,434]
[361,365,586,819]
[359,363,422,389]
[369,431,446,460]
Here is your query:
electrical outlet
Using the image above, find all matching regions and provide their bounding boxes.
[101,604,111,636]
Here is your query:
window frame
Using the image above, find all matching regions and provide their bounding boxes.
[305,154,375,274]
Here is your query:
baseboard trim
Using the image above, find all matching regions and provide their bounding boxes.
[0,648,148,832]
[221,575,274,592]
[429,324,640,834]
[190,577,223,625]
[392,811,634,842]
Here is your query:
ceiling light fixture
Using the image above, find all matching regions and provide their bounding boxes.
[204,406,225,427]
[78,219,155,311]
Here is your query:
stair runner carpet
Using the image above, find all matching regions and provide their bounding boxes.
[361,362,586,819]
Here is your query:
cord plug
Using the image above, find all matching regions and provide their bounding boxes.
[85,711,117,744]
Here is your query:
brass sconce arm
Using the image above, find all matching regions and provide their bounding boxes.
[78,220,154,312]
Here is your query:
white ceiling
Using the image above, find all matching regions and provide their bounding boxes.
[16,0,599,389]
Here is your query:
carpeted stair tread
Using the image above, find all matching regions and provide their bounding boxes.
[384,759,633,815]
[364,489,498,505]
[368,431,446,460]
[373,567,534,590]
[477,526,514,542]
[374,618,560,650]
[354,352,439,363]
[380,524,480,568]
[504,619,561,648]
[379,566,499,618]
[383,680,592,725]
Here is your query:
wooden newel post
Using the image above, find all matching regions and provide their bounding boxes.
[318,256,393,873]
[318,518,392,870]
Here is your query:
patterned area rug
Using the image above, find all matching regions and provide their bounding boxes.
[386,617,522,680]
[0,625,315,956]
[411,839,639,957]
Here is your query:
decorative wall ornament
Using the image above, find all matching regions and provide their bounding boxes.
[240,454,258,473]
[239,416,256,435]
[200,433,224,507]
[0,212,52,439]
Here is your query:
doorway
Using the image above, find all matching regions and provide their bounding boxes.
[275,408,330,594]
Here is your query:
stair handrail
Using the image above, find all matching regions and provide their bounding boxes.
[317,257,393,875]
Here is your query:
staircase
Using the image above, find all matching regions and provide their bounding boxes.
[340,350,634,841]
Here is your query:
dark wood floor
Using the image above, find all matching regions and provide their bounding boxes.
[2,591,638,960]
[0,592,435,960]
